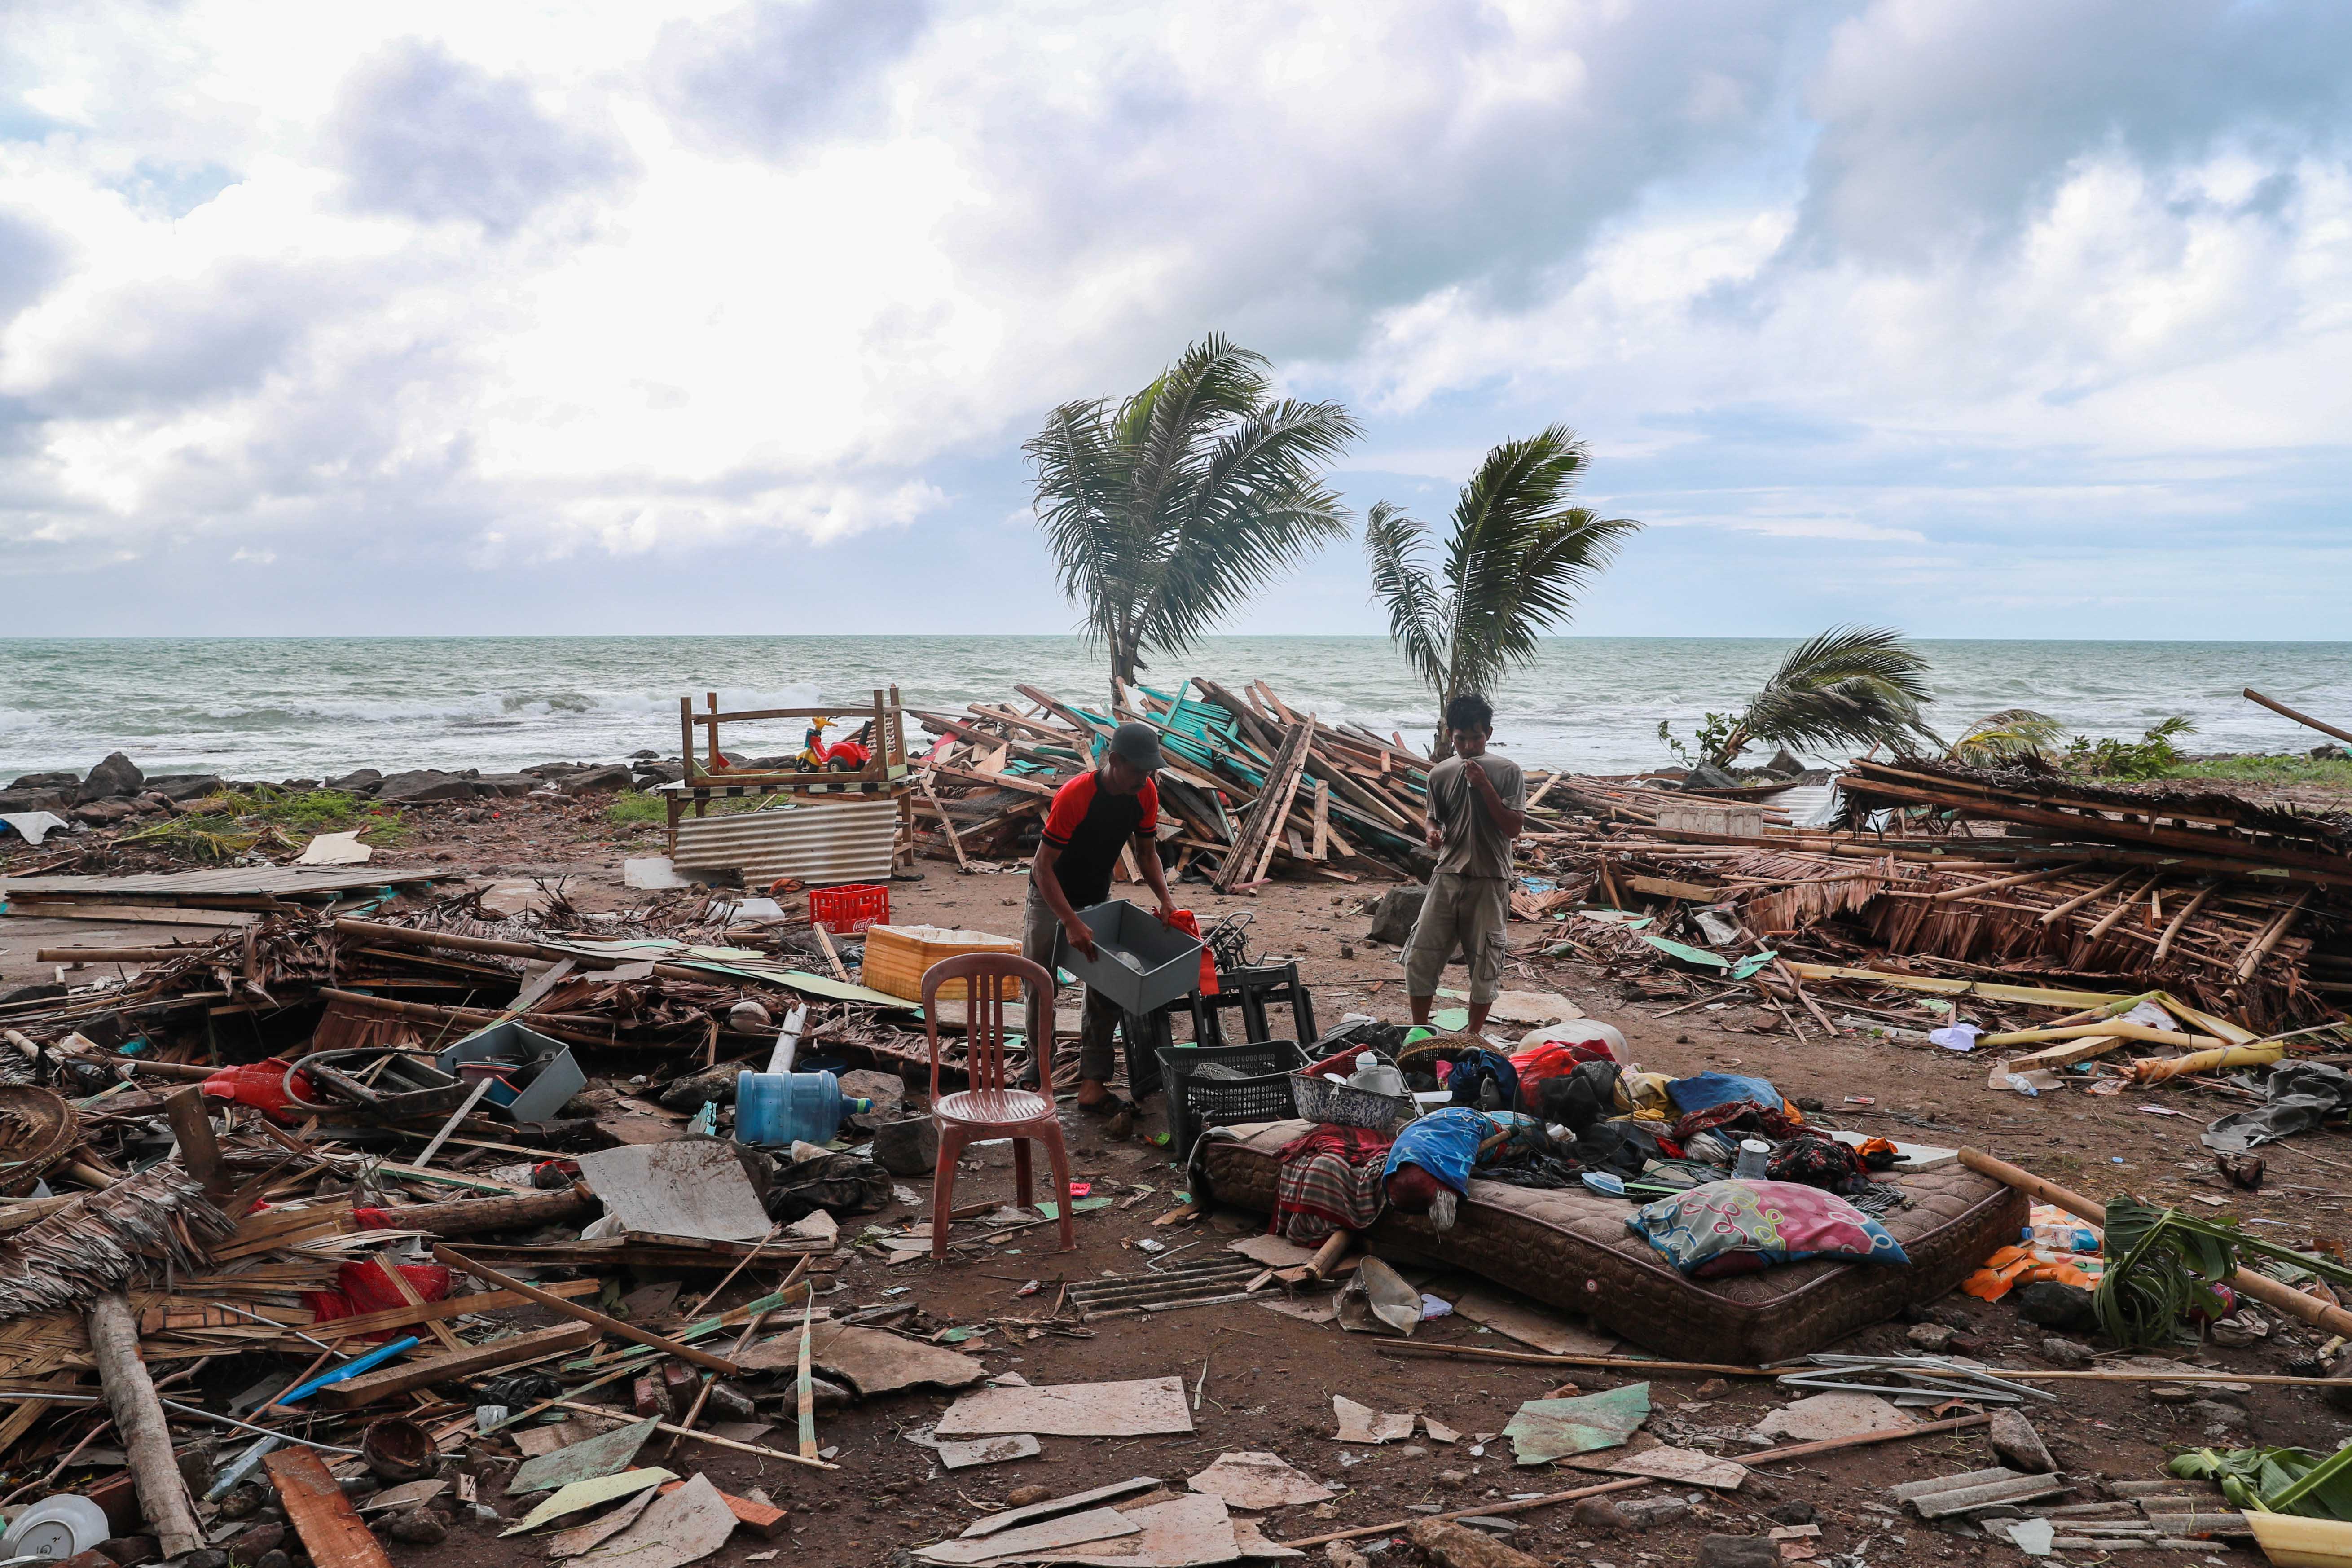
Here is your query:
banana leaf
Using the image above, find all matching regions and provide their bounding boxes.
[2172,1445,2352,1520]
[2097,1198,2352,1349]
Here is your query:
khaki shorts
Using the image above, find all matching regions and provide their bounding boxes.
[1401,872,1509,1005]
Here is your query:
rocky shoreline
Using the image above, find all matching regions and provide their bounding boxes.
[0,748,698,830]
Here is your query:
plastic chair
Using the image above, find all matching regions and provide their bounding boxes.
[922,952,1074,1260]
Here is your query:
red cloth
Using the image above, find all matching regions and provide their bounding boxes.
[1301,1045,1366,1081]
[301,1260,452,1339]
[1508,1040,1613,1099]
[200,1058,313,1123]
[1165,909,1218,995]
[1275,1124,1394,1165]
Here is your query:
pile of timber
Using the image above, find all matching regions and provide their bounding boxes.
[1496,756,2346,1031]
[908,677,1437,887]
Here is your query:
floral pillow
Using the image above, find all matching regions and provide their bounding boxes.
[1627,1179,1911,1278]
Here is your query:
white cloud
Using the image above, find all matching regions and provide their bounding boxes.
[0,0,2346,637]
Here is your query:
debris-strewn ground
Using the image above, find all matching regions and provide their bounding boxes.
[8,767,2351,1568]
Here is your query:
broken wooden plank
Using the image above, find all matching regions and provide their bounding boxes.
[265,1446,396,1568]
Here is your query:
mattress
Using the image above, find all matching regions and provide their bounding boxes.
[1200,1120,2026,1365]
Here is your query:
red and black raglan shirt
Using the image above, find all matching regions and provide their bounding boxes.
[1038,769,1159,909]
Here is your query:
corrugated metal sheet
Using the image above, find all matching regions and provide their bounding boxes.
[672,799,898,887]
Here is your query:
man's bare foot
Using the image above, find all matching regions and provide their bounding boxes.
[1075,1079,1115,1109]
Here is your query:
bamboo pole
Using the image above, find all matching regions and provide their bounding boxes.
[1930,862,2088,904]
[2151,883,2218,964]
[2086,874,2162,940]
[433,1247,745,1375]
[2237,888,2312,981]
[2244,687,2352,748]
[545,1399,835,1470]
[2039,868,2137,927]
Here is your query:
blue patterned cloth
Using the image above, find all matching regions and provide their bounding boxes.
[1384,1107,1498,1195]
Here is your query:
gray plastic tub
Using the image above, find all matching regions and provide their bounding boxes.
[1055,899,1207,1015]
[436,1020,588,1125]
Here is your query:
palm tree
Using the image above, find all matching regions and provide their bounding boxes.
[1945,708,2065,765]
[1668,625,1936,771]
[1364,426,1640,755]
[1025,335,1359,703]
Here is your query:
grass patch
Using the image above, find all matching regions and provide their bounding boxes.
[188,787,410,847]
[607,790,668,826]
[2166,753,2352,789]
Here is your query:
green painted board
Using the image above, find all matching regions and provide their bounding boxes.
[501,1467,674,1534]
[1502,1382,1650,1466]
[507,1417,659,1494]
[1635,933,1728,970]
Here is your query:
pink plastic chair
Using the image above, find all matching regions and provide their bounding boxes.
[922,952,1074,1260]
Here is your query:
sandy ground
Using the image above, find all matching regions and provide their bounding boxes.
[10,794,2348,1567]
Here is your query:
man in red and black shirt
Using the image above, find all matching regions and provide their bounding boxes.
[1025,721,1178,1110]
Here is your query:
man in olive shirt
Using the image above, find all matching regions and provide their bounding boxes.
[1402,693,1526,1035]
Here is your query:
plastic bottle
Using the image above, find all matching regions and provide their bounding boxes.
[733,1070,875,1147]
[2027,1219,2100,1254]
[1733,1138,1772,1179]
[1345,1052,1406,1098]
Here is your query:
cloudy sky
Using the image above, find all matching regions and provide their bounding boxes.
[3,0,2348,639]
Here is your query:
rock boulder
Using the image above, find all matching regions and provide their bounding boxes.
[558,764,636,795]
[1366,884,1426,946]
[77,752,144,802]
[374,770,475,804]
[144,774,223,801]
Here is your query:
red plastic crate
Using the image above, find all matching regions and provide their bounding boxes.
[809,883,889,935]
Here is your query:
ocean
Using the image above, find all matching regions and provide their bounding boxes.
[4,636,2348,782]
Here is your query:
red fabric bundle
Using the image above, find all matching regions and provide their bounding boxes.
[301,1260,452,1337]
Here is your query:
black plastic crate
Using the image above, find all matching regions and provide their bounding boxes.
[1158,1039,1306,1160]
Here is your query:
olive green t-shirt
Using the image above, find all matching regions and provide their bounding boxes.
[1426,752,1525,878]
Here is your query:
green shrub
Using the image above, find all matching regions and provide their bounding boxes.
[2065,716,2195,781]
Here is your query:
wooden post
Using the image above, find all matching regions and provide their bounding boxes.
[1311,781,1329,860]
[679,697,695,783]
[88,1290,202,1558]
[707,691,721,775]
[163,1087,224,1196]
[922,777,970,871]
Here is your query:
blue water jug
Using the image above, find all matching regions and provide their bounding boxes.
[734,1070,875,1148]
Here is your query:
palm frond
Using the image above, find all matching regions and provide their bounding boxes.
[1143,397,1360,653]
[1027,336,1358,682]
[1024,398,1134,649]
[1946,708,2066,764]
[1733,624,1935,760]
[1439,427,1633,698]
[1363,501,1450,696]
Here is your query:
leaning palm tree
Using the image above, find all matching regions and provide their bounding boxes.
[1026,335,1359,703]
[1364,426,1640,755]
[1676,625,1937,770]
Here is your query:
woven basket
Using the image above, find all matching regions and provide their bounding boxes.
[859,923,1021,1002]
[1288,1071,1411,1131]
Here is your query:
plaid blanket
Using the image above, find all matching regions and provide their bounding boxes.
[1271,1124,1394,1243]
